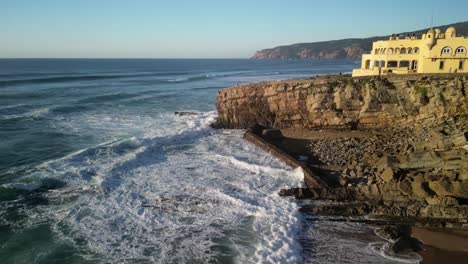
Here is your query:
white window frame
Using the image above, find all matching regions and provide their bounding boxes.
[442,47,452,54]
[456,47,466,54]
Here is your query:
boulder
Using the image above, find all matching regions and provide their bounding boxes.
[376,155,399,173]
[174,111,199,116]
[410,181,431,198]
[278,188,315,199]
[428,180,468,198]
[380,167,395,182]
[375,225,411,242]
[459,168,468,181]
[425,196,459,206]
[390,237,423,254]
[261,129,283,140]
[398,180,412,195]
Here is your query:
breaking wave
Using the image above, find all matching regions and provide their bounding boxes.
[4,111,305,263]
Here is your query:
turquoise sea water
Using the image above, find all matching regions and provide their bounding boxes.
[0,59,405,264]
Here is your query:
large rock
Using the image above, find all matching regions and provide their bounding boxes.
[380,167,395,183]
[398,180,412,195]
[425,196,459,206]
[390,237,423,254]
[376,155,399,173]
[459,168,468,181]
[428,180,468,198]
[410,181,431,198]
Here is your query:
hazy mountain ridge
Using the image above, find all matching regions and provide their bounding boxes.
[252,21,468,59]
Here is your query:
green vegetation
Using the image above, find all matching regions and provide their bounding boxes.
[417,86,428,97]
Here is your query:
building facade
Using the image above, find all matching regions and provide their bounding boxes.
[352,27,468,77]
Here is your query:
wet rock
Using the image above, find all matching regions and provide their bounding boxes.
[375,225,411,242]
[390,236,423,254]
[279,188,315,199]
[174,111,199,116]
[261,129,283,140]
[300,202,371,216]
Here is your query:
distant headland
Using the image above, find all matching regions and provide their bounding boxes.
[251,21,468,60]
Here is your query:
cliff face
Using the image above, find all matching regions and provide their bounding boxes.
[215,74,468,225]
[215,75,467,130]
[252,41,370,59]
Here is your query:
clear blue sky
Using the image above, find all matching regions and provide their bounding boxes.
[1,0,467,58]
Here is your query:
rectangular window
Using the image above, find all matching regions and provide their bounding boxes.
[399,61,410,68]
[459,60,464,70]
[387,61,398,68]
[439,61,445,70]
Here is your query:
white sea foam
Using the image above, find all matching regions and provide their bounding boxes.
[368,242,422,264]
[0,103,25,111]
[299,218,410,264]
[2,182,41,191]
[0,107,50,120]
[11,111,304,263]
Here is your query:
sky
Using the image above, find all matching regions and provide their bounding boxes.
[1,0,468,58]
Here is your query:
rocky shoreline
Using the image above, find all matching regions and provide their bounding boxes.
[213,73,468,261]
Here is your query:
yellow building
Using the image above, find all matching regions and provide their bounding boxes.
[352,27,468,77]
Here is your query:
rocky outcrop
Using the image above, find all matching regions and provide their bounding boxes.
[252,44,368,59]
[215,73,468,226]
[215,74,467,130]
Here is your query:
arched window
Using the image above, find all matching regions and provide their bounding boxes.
[395,48,400,54]
[441,47,452,55]
[413,48,419,54]
[401,48,407,54]
[456,47,466,54]
[381,48,386,54]
[364,60,371,69]
[388,48,394,54]
[407,48,413,54]
[374,49,378,54]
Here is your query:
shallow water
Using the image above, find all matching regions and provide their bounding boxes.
[0,59,409,264]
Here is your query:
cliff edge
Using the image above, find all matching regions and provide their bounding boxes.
[215,74,467,130]
[215,74,468,227]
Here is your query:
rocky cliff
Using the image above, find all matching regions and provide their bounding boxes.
[215,74,467,130]
[252,21,468,60]
[252,39,371,59]
[215,74,468,226]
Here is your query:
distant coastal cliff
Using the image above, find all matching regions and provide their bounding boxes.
[251,21,468,60]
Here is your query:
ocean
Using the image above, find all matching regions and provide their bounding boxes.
[0,59,402,264]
